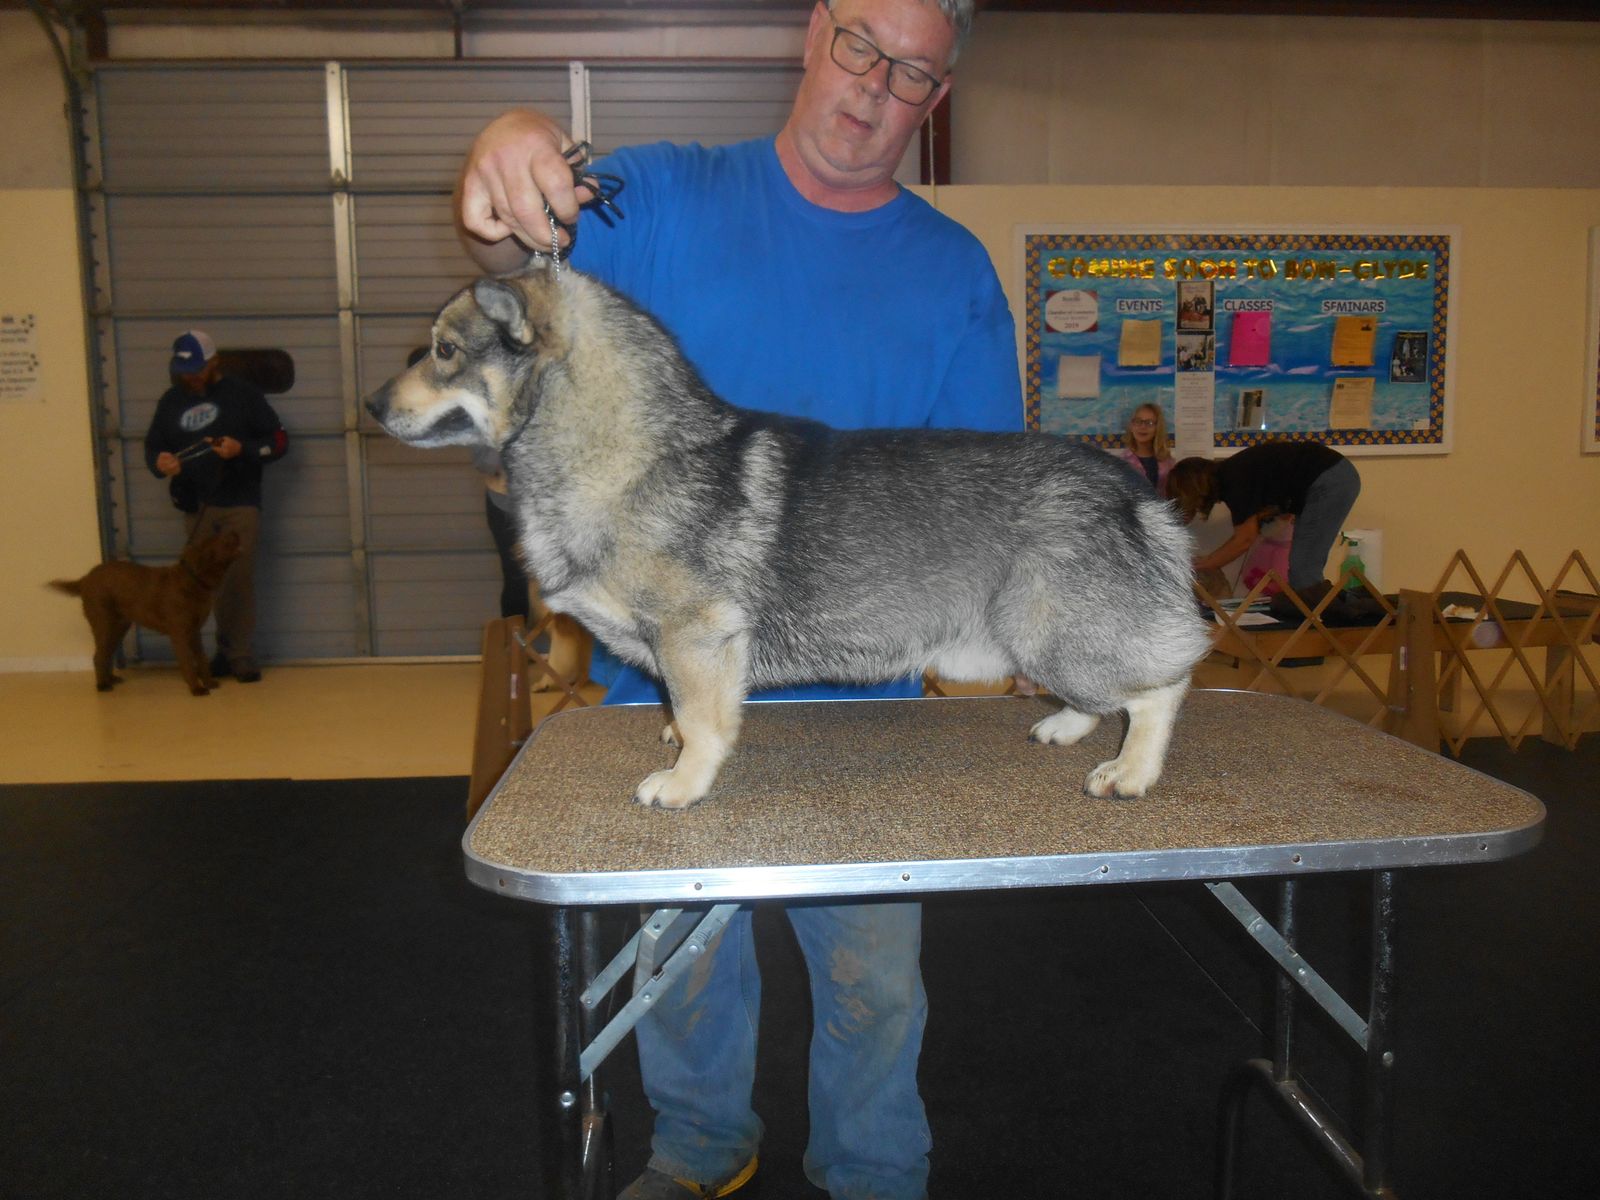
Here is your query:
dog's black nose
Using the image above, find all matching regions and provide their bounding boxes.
[363,393,387,421]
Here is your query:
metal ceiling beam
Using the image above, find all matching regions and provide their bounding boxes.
[16,1,1600,20]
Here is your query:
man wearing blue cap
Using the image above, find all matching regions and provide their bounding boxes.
[144,329,288,683]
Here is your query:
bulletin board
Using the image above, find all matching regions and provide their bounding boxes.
[1019,228,1456,457]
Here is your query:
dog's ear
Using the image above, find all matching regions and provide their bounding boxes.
[473,278,537,346]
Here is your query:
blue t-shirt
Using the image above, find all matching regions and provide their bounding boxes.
[567,137,1023,705]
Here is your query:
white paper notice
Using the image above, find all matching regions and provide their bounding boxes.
[1055,353,1102,400]
[1173,370,1215,460]
[0,313,42,404]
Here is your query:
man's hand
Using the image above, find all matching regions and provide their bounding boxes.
[210,436,242,460]
[458,109,596,253]
[155,451,182,478]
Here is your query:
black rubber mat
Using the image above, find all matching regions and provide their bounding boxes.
[2,740,1595,1199]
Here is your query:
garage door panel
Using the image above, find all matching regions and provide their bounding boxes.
[94,58,799,660]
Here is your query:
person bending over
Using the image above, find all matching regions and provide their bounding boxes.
[1168,440,1361,617]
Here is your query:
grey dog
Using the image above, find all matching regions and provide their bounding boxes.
[366,264,1211,810]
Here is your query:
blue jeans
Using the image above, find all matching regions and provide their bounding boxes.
[1288,457,1361,593]
[637,900,930,1200]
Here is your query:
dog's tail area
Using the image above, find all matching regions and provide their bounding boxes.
[47,578,84,597]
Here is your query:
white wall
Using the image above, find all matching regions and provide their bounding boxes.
[0,13,102,670]
[954,13,1600,188]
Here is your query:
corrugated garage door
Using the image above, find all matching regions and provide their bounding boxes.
[84,59,799,660]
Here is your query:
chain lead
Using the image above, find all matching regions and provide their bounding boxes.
[538,140,627,278]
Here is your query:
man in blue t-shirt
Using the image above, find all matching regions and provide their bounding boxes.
[459,4,1019,1198]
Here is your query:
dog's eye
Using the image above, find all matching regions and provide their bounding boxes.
[434,339,457,362]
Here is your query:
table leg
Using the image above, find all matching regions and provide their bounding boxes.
[1215,878,1301,1199]
[1211,873,1399,1199]
[1387,590,1441,752]
[1542,643,1576,747]
[1362,870,1397,1194]
[1272,878,1298,1083]
[535,904,584,1200]
[578,909,615,1200]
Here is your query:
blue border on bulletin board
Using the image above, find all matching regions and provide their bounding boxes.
[1020,229,1454,456]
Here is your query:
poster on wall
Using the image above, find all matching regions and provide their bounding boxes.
[1586,227,1600,454]
[1018,228,1456,457]
[0,313,43,404]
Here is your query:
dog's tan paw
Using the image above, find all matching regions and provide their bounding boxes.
[1084,757,1158,800]
[660,722,681,748]
[1029,708,1099,747]
[634,768,706,811]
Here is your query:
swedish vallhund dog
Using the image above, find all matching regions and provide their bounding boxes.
[50,531,242,696]
[366,263,1210,810]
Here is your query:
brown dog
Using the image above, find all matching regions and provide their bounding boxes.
[49,531,242,695]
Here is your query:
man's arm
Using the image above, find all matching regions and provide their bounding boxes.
[927,272,1024,433]
[236,386,289,464]
[456,108,598,275]
[143,399,181,478]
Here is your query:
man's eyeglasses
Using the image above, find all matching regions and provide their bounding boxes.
[828,21,944,106]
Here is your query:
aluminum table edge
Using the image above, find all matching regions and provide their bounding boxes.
[460,815,1545,907]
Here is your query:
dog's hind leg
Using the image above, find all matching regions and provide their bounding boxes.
[635,622,749,811]
[89,602,129,692]
[1084,679,1188,800]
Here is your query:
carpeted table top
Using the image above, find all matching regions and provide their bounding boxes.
[466,691,1546,904]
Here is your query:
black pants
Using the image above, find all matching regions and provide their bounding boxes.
[485,492,529,622]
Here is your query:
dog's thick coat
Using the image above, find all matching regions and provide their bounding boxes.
[50,531,242,695]
[366,265,1211,808]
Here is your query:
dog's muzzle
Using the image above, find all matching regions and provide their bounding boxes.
[363,387,392,424]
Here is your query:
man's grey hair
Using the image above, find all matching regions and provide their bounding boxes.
[826,0,976,67]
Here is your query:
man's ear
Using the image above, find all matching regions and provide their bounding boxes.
[801,0,829,68]
[473,278,535,345]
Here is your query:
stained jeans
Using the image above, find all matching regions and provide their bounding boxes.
[637,900,930,1200]
[1288,457,1361,592]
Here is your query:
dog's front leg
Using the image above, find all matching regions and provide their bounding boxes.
[635,622,749,811]
[1084,679,1188,799]
[173,624,212,697]
[192,626,217,690]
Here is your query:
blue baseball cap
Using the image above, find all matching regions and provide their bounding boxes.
[169,330,217,375]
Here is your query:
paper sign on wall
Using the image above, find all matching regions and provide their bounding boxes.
[1331,316,1378,367]
[0,313,42,404]
[1118,320,1162,368]
[1330,376,1375,428]
[1174,372,1216,460]
[1228,310,1272,367]
[1044,289,1100,334]
[1056,354,1102,399]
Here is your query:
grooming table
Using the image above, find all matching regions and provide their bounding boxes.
[464,691,1544,1199]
